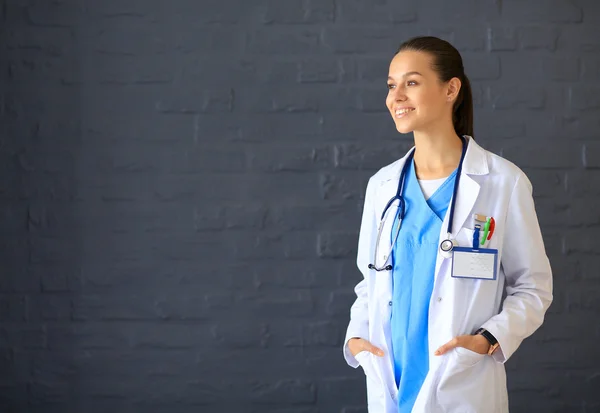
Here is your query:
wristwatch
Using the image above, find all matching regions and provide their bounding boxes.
[474,328,499,356]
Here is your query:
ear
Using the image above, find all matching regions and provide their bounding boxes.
[446,77,462,103]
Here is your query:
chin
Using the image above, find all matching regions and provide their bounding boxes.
[394,122,415,135]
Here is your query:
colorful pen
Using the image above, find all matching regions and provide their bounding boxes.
[487,217,496,241]
[481,218,491,246]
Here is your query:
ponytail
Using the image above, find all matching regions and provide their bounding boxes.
[453,73,474,138]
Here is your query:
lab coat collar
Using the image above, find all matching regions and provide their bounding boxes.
[461,136,489,176]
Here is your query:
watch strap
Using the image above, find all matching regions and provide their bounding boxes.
[474,328,500,355]
[474,328,498,345]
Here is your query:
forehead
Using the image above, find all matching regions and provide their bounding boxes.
[388,50,435,77]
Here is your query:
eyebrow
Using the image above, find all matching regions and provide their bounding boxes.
[387,71,423,80]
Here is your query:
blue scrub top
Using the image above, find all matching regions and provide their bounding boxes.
[390,160,457,412]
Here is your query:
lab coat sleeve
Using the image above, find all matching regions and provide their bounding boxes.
[481,171,553,363]
[343,177,377,368]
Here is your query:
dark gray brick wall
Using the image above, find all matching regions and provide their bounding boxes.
[1,0,599,412]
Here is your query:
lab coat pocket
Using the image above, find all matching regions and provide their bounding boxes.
[436,350,492,412]
[453,346,486,367]
[458,226,496,250]
[355,351,387,409]
[457,227,475,249]
[438,347,486,389]
[354,351,378,380]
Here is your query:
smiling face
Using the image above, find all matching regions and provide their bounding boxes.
[386,50,459,134]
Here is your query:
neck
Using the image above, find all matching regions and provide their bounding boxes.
[412,128,464,180]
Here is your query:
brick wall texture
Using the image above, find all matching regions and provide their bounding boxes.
[1,0,600,412]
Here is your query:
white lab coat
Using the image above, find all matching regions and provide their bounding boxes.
[343,137,553,413]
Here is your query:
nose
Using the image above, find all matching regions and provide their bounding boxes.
[393,85,407,102]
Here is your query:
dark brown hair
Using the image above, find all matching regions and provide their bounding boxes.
[396,36,474,138]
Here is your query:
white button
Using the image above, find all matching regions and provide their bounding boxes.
[388,301,392,306]
[437,297,442,302]
[383,255,388,260]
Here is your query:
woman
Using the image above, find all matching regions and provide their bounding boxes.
[343,36,553,413]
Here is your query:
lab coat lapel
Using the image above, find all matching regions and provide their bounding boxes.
[432,173,480,284]
[433,137,488,279]
[451,173,481,239]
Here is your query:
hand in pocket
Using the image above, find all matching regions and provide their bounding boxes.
[348,337,385,357]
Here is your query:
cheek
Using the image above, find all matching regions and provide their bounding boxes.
[417,90,445,116]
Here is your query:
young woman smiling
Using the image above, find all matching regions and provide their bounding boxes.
[343,36,553,413]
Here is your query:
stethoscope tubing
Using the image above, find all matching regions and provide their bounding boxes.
[369,136,469,271]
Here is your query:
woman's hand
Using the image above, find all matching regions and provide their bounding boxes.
[348,337,385,357]
[434,334,490,356]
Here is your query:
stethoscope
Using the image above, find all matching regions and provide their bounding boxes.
[368,135,468,272]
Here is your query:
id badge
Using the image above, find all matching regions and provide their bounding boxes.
[451,247,498,280]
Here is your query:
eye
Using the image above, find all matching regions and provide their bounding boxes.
[387,83,395,90]
[407,80,418,86]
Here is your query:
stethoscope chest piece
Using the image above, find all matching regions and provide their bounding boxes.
[439,237,457,259]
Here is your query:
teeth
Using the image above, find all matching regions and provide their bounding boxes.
[395,108,414,115]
